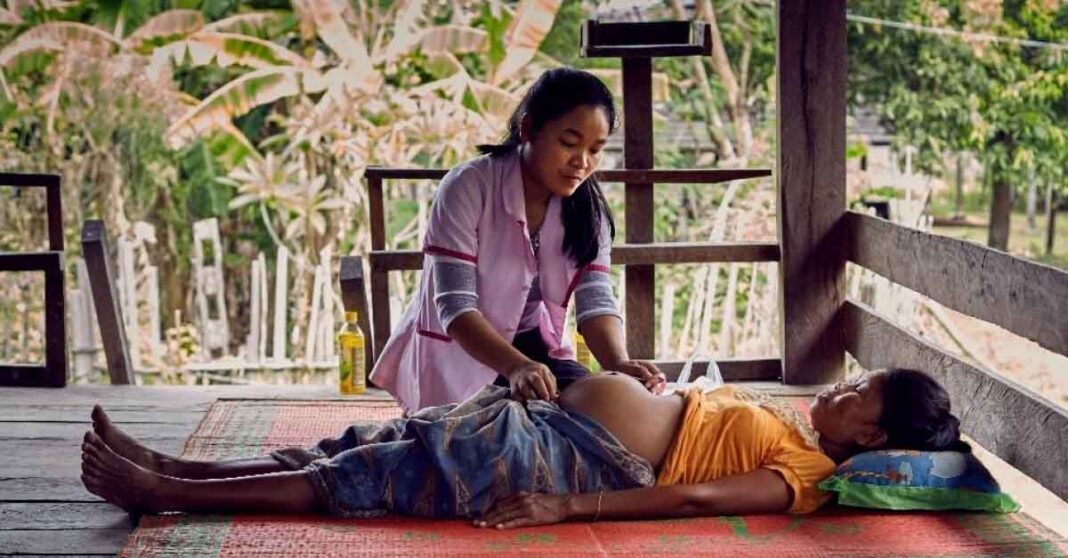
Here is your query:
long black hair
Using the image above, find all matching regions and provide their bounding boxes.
[478,68,616,267]
[879,368,972,453]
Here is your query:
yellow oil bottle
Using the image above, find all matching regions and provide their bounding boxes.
[575,331,595,371]
[338,311,366,395]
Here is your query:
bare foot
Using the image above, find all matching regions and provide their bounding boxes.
[91,405,177,476]
[81,430,171,514]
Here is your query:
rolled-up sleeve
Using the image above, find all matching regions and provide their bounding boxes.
[433,259,479,331]
[574,268,620,325]
[575,216,620,326]
[423,166,484,330]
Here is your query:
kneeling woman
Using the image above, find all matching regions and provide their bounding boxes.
[370,67,666,412]
[81,368,967,525]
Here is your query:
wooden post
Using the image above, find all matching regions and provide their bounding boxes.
[43,173,66,386]
[623,56,655,359]
[776,0,847,384]
[81,220,134,385]
[340,255,374,374]
[1046,193,1057,256]
[367,174,392,361]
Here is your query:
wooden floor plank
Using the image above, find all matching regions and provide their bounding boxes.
[0,384,352,555]
[0,503,132,530]
[0,529,131,555]
[0,406,210,423]
[0,421,197,441]
[0,478,101,503]
[0,439,187,479]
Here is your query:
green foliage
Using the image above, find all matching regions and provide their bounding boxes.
[472,2,510,68]
[862,186,906,201]
[538,0,586,67]
[850,0,1068,193]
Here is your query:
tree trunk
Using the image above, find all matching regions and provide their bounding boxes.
[1047,194,1058,256]
[954,154,964,218]
[1026,168,1037,230]
[988,177,1011,251]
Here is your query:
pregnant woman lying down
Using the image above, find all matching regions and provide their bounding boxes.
[81,368,967,527]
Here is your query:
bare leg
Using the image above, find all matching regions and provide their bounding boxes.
[81,431,321,515]
[92,405,288,479]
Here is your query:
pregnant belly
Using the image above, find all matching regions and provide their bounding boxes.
[559,373,684,470]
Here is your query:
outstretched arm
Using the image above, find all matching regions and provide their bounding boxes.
[477,468,792,529]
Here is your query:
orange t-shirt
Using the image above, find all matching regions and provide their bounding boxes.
[656,385,836,514]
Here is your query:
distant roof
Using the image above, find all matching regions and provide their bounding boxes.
[851,106,894,145]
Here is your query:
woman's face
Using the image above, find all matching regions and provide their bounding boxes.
[810,371,887,449]
[521,104,611,197]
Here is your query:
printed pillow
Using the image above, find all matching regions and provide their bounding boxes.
[818,450,1020,513]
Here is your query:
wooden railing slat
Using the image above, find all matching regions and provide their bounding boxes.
[846,211,1068,357]
[0,173,60,188]
[840,298,1068,501]
[362,167,771,184]
[370,242,780,272]
[0,251,63,271]
[81,220,134,386]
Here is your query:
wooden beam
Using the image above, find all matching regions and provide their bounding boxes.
[339,256,373,374]
[846,211,1068,357]
[776,0,847,384]
[45,175,63,252]
[370,268,391,362]
[81,220,134,385]
[0,251,66,387]
[367,175,385,251]
[43,251,66,387]
[623,55,655,360]
[0,172,59,189]
[840,299,1068,501]
[365,173,392,362]
[0,365,56,387]
[364,167,772,184]
[370,242,781,272]
[612,242,779,265]
[580,20,713,58]
[364,167,447,180]
[596,168,770,184]
[0,251,62,271]
[653,358,781,382]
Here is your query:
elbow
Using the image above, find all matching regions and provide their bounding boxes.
[679,485,723,516]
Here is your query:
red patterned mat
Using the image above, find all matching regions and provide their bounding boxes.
[120,399,1068,557]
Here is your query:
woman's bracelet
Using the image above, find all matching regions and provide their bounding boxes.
[592,490,604,522]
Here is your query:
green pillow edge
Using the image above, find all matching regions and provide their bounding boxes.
[819,476,1021,513]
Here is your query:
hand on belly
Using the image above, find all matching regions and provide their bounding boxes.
[559,373,683,469]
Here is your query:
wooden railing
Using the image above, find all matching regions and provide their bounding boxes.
[0,173,67,387]
[80,220,135,385]
[351,166,778,382]
[842,211,1068,501]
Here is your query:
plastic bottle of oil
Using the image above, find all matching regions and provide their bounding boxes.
[338,311,366,395]
[575,331,595,371]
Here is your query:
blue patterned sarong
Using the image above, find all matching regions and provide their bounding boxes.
[272,385,655,518]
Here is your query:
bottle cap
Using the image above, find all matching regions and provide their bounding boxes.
[345,311,359,322]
